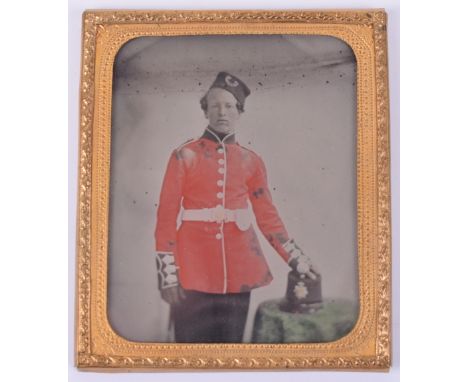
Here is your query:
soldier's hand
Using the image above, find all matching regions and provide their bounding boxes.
[284,239,320,279]
[160,285,186,305]
[298,261,320,280]
[290,257,320,280]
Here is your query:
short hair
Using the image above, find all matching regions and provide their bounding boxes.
[200,92,245,113]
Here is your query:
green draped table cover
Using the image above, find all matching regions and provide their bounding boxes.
[251,298,358,343]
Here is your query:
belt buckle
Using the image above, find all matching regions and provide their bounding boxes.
[212,205,225,223]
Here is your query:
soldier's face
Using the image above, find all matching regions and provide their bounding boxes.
[204,88,241,135]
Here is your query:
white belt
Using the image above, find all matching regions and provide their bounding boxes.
[181,205,251,231]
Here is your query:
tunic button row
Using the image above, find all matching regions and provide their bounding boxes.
[216,146,225,224]
[215,233,222,240]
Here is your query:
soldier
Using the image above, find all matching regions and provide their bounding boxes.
[154,72,317,343]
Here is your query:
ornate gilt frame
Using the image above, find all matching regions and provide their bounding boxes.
[75,9,391,371]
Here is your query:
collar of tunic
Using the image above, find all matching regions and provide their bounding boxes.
[201,127,236,144]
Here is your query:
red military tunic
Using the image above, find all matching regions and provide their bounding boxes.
[155,129,292,293]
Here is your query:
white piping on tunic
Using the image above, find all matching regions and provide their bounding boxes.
[206,127,234,294]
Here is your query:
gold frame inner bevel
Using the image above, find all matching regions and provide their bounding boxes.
[76,9,391,371]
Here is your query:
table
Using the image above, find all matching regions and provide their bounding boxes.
[251,298,358,343]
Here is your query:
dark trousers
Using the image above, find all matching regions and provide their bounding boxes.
[172,290,251,343]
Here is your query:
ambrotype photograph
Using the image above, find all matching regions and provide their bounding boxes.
[107,34,359,344]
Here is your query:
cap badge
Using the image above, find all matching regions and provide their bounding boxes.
[293,281,309,299]
[225,75,239,87]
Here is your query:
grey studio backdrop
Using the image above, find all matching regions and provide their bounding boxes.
[108,34,358,342]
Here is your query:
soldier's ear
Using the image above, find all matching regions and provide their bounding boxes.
[203,109,209,119]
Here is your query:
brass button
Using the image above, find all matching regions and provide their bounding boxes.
[216,192,224,199]
[215,233,222,240]
[217,180,224,186]
[218,168,225,174]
